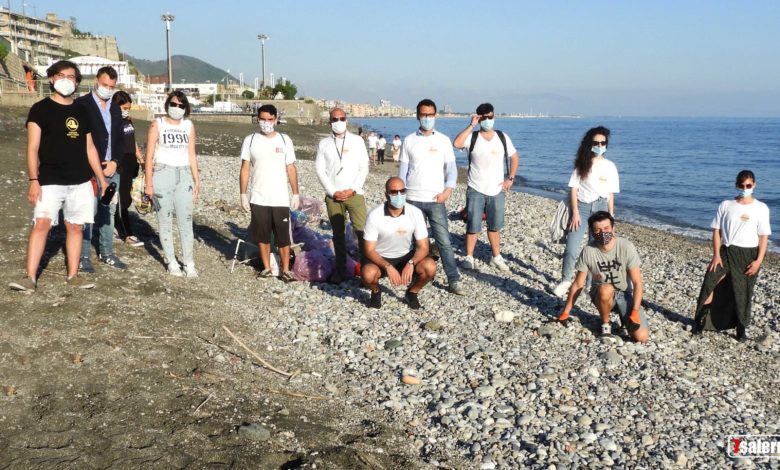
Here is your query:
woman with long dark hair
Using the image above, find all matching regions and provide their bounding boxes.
[553,126,620,297]
[693,170,771,341]
[144,90,200,277]
[112,91,145,247]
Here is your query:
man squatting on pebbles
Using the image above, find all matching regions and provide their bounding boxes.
[11,67,772,343]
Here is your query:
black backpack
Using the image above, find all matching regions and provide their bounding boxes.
[467,130,509,176]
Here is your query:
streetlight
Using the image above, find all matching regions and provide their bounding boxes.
[257,34,269,89]
[161,12,175,93]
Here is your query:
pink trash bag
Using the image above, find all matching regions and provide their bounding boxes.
[299,196,323,222]
[293,249,334,282]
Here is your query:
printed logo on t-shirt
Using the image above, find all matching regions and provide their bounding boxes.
[740,213,750,222]
[599,175,608,183]
[65,117,80,138]
[429,147,438,153]
[595,259,622,286]
[397,228,408,235]
[276,147,284,153]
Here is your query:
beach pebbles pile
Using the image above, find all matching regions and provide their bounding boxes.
[194,155,780,468]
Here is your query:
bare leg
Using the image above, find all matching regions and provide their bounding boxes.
[409,258,437,294]
[465,232,478,257]
[361,264,381,292]
[487,230,501,257]
[703,274,727,304]
[26,218,52,280]
[258,243,271,270]
[64,222,83,278]
[594,284,615,324]
[278,245,290,272]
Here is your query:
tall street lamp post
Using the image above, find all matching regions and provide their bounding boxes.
[161,13,175,93]
[257,34,269,90]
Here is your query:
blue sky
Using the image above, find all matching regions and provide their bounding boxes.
[21,0,780,116]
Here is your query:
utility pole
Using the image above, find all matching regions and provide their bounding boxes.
[257,34,269,89]
[161,12,175,93]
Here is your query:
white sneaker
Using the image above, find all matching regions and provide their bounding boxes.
[601,323,613,337]
[167,262,183,277]
[553,280,572,297]
[462,255,476,270]
[490,255,510,273]
[183,264,199,278]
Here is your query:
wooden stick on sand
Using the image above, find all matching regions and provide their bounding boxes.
[221,325,299,378]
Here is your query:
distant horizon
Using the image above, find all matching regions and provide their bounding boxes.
[16,0,780,117]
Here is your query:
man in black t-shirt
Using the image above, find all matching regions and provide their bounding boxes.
[8,60,107,292]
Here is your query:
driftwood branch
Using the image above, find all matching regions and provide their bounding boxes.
[264,388,330,400]
[221,325,296,377]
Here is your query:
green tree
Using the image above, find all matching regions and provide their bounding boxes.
[0,42,9,61]
[204,94,223,106]
[273,80,297,100]
[241,89,255,99]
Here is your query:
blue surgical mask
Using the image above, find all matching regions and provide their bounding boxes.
[480,119,495,131]
[389,194,406,209]
[419,117,435,131]
[738,188,753,198]
[591,145,607,156]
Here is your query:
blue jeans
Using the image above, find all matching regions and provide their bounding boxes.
[466,187,505,233]
[153,164,195,265]
[561,197,608,281]
[408,200,460,283]
[82,171,120,258]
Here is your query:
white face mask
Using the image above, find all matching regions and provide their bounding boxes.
[121,110,130,119]
[96,85,114,100]
[258,121,275,135]
[53,78,76,97]
[331,120,347,134]
[167,106,185,120]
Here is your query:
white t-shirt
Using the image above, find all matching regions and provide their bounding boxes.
[392,138,401,150]
[367,135,377,149]
[399,131,457,202]
[463,131,518,196]
[363,203,429,259]
[154,118,193,167]
[568,157,620,203]
[240,132,296,207]
[711,199,772,248]
[377,137,386,150]
[314,132,369,197]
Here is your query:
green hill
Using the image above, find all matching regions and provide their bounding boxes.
[127,54,237,83]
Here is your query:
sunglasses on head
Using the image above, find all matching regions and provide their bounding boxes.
[737,183,754,189]
[387,189,406,195]
[592,140,607,146]
[169,102,186,109]
[330,116,347,122]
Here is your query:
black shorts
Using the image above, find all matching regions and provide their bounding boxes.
[366,251,415,277]
[248,204,292,246]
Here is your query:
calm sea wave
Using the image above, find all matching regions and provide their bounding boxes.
[354,117,780,251]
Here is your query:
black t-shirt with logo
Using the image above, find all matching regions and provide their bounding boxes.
[26,97,93,186]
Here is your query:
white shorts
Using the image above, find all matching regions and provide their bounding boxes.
[32,181,95,226]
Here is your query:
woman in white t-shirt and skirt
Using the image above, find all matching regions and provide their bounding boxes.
[553,126,620,297]
[144,91,200,277]
[693,170,771,341]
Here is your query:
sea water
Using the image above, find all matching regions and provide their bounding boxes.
[354,117,780,251]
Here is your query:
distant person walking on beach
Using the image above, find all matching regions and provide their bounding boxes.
[112,91,145,248]
[9,60,107,291]
[361,177,437,309]
[239,104,301,282]
[453,103,519,273]
[693,170,771,342]
[367,132,378,165]
[392,135,401,162]
[77,66,127,272]
[553,127,619,297]
[144,91,200,277]
[315,107,369,283]
[555,211,649,342]
[399,98,463,295]
[377,134,387,164]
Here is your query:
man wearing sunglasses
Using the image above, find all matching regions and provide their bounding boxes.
[315,108,369,283]
[361,177,437,309]
[76,66,127,272]
[398,98,464,295]
[453,102,519,274]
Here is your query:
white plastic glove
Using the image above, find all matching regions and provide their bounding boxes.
[290,194,301,211]
[240,193,250,213]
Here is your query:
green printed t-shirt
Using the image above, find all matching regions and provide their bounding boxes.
[575,236,641,293]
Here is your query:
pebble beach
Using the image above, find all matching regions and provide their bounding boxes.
[196,153,780,468]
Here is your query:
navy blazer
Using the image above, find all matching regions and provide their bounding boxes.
[76,92,124,171]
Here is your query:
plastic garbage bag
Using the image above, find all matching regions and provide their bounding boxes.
[293,248,333,282]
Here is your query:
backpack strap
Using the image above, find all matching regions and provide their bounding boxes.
[468,130,510,176]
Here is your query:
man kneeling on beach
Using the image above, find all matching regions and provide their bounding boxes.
[555,211,649,342]
[361,177,437,310]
